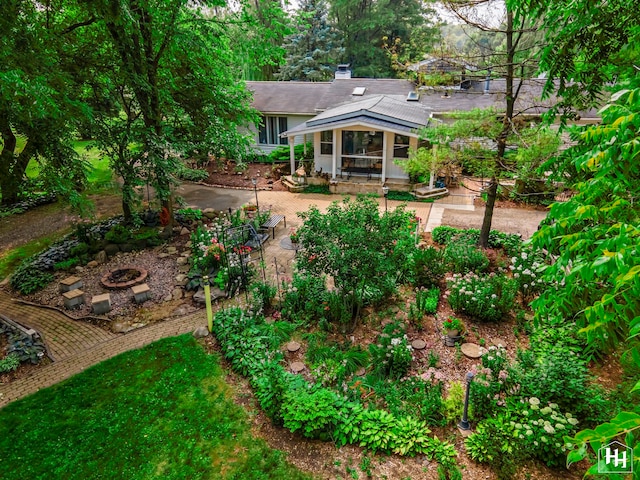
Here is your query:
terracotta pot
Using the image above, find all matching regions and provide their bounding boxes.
[444,334,462,347]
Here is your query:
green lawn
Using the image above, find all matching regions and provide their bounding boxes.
[0,335,312,480]
[23,139,114,192]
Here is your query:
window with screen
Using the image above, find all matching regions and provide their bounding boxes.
[258,116,288,145]
[394,134,410,158]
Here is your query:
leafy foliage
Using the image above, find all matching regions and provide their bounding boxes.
[9,259,54,294]
[447,273,517,322]
[369,322,413,379]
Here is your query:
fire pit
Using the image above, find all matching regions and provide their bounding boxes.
[100,267,148,289]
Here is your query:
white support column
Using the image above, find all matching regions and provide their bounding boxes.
[303,134,307,155]
[381,132,388,183]
[331,129,338,179]
[289,137,296,176]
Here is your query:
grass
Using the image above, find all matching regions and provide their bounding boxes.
[23,139,115,194]
[0,230,61,280]
[0,335,312,480]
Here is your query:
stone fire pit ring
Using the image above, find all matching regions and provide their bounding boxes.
[100,267,148,289]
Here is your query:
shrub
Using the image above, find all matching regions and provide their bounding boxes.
[465,414,524,480]
[444,242,489,274]
[509,245,546,299]
[268,142,313,163]
[0,353,20,373]
[517,345,611,424]
[369,322,413,379]
[431,226,461,245]
[414,287,439,315]
[104,224,131,244]
[413,246,447,288]
[53,257,80,271]
[248,281,277,316]
[447,272,517,322]
[175,165,209,182]
[443,381,470,424]
[10,259,54,294]
[281,385,345,440]
[375,376,445,426]
[280,272,327,324]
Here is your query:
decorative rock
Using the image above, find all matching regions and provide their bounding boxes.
[461,343,483,359]
[202,209,216,219]
[167,246,178,254]
[104,244,120,256]
[180,227,190,236]
[171,304,196,317]
[95,250,108,264]
[130,322,145,329]
[176,257,188,266]
[112,322,128,333]
[356,367,366,376]
[91,293,111,314]
[411,339,427,350]
[63,289,85,309]
[290,362,305,373]
[180,251,191,257]
[172,287,183,301]
[185,241,192,248]
[119,243,134,253]
[131,283,151,304]
[175,274,188,286]
[163,294,173,302]
[178,265,189,273]
[86,261,99,268]
[286,341,301,352]
[74,266,84,273]
[193,326,209,338]
[158,252,170,259]
[490,338,507,348]
[59,276,83,293]
[193,287,226,304]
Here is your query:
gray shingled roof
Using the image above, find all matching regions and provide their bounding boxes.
[245,77,600,119]
[307,95,430,129]
[246,79,416,115]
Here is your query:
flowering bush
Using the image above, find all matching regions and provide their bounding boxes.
[369,322,413,379]
[444,241,490,274]
[509,245,546,299]
[447,272,517,322]
[510,397,579,467]
[289,228,299,243]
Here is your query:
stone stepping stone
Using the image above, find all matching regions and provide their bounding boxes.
[286,341,301,352]
[461,343,482,359]
[491,338,507,348]
[411,339,426,350]
[290,362,305,373]
[356,367,366,376]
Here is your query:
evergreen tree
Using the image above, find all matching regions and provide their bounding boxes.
[329,0,437,78]
[276,0,344,81]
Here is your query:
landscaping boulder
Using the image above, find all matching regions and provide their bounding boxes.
[104,244,120,257]
[193,326,209,338]
[95,250,108,264]
[193,287,226,305]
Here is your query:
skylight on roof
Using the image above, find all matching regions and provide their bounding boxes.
[352,87,366,96]
[407,92,420,101]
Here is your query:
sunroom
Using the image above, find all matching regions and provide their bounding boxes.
[281,95,431,187]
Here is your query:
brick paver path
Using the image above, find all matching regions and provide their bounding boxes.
[0,291,115,360]
[0,299,208,408]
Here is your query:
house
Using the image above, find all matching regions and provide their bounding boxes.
[245,72,599,191]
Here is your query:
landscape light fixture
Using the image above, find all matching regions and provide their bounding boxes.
[251,177,259,213]
[382,185,389,212]
[458,371,475,431]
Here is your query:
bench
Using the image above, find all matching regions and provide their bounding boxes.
[260,214,286,239]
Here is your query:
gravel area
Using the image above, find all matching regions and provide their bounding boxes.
[24,247,186,327]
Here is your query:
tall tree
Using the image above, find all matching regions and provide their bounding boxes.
[81,0,257,221]
[441,0,542,247]
[276,0,344,81]
[0,1,90,206]
[330,0,437,78]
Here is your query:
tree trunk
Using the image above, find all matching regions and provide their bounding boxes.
[0,124,35,206]
[479,8,515,248]
[479,177,498,247]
